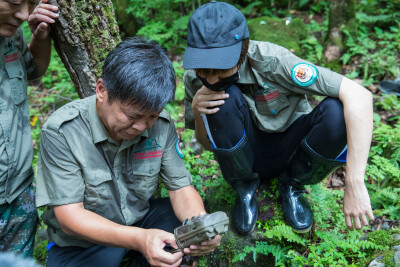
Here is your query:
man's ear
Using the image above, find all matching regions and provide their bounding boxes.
[96,78,107,103]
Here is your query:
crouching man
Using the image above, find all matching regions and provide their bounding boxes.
[36,38,221,267]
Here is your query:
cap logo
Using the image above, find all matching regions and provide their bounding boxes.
[291,63,318,87]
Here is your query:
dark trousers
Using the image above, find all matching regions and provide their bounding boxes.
[206,85,347,179]
[46,198,180,267]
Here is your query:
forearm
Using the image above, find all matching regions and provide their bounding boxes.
[169,186,206,222]
[28,34,51,76]
[339,77,373,185]
[54,203,145,250]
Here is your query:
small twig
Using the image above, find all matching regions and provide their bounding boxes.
[376,215,386,231]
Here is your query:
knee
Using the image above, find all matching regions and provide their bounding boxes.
[207,84,246,124]
[318,98,346,143]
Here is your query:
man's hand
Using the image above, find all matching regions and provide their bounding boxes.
[139,229,184,267]
[183,235,222,256]
[343,179,374,230]
[179,212,223,256]
[192,86,229,116]
[28,0,58,40]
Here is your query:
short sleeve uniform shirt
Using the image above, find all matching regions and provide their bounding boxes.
[0,28,39,204]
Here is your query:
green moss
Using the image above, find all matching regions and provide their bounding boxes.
[369,230,400,247]
[357,230,400,266]
[33,240,47,266]
[60,0,121,77]
[247,16,307,56]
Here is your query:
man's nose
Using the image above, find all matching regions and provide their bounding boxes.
[132,119,148,132]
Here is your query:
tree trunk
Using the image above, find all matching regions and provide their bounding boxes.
[48,0,121,98]
[325,0,356,62]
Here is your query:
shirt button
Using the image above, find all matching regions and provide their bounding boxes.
[149,169,154,174]
[271,110,277,114]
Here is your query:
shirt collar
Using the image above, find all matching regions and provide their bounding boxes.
[88,95,108,144]
[88,95,149,145]
[237,55,257,84]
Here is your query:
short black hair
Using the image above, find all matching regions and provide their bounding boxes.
[101,38,176,112]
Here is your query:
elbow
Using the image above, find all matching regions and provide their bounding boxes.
[59,223,76,237]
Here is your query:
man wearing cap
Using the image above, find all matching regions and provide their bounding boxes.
[0,0,58,255]
[183,1,374,235]
[36,38,220,266]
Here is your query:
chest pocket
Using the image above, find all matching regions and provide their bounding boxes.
[84,172,112,213]
[254,86,290,116]
[5,58,27,105]
[130,161,160,201]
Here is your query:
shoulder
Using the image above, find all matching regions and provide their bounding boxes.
[248,40,291,59]
[158,109,171,123]
[42,97,91,134]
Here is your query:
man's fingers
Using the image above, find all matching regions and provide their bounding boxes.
[367,210,375,222]
[353,216,362,230]
[361,214,369,226]
[345,215,353,230]
[161,251,183,267]
[198,107,219,114]
[36,3,59,13]
[186,235,222,256]
[29,13,57,24]
[205,99,225,108]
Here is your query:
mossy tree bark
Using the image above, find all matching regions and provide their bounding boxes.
[48,0,121,98]
[325,0,356,62]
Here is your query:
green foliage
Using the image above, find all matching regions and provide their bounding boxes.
[299,20,328,65]
[126,0,194,52]
[291,230,386,266]
[247,16,307,56]
[33,240,47,266]
[366,95,400,219]
[233,242,290,266]
[262,223,307,246]
[340,1,400,85]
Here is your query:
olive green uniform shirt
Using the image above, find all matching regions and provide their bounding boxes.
[184,40,343,133]
[36,95,192,248]
[0,28,39,204]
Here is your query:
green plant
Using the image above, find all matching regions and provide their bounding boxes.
[366,116,400,219]
[126,0,195,52]
[233,242,290,266]
[340,1,400,85]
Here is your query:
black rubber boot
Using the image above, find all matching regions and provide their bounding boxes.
[279,139,346,233]
[213,134,259,235]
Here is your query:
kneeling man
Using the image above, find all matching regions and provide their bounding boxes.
[36,38,220,267]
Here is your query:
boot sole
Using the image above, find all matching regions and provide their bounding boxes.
[292,222,313,234]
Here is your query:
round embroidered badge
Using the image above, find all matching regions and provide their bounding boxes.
[291,63,318,87]
[176,138,183,159]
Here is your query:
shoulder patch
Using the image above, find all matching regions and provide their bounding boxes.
[176,138,183,159]
[291,63,318,87]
